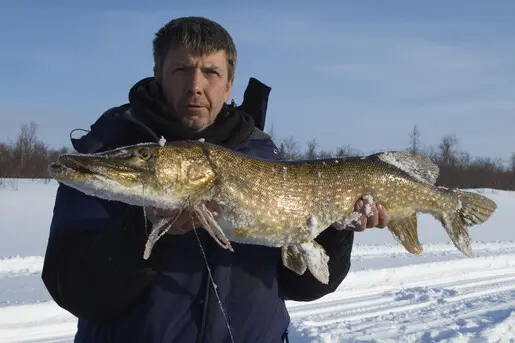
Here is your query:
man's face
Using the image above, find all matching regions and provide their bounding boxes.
[155,47,234,131]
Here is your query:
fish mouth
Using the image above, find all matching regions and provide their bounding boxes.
[48,155,107,181]
[59,156,98,174]
[49,154,147,188]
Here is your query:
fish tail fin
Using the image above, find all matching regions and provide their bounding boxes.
[437,189,497,257]
[281,241,330,284]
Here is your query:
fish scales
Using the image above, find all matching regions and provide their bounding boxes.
[48,140,497,284]
[207,148,449,244]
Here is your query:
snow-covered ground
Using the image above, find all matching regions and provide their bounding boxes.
[0,179,513,342]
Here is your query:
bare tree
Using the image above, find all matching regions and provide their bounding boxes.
[12,121,38,176]
[0,121,74,179]
[317,150,334,159]
[408,124,421,154]
[0,143,11,177]
[305,139,318,160]
[30,141,50,178]
[457,151,471,169]
[278,136,301,160]
[438,134,459,166]
[335,145,361,158]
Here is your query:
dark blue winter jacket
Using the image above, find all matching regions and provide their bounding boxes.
[41,82,354,343]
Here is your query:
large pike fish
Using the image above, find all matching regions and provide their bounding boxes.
[48,140,497,284]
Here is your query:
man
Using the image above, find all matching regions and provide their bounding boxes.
[42,16,389,343]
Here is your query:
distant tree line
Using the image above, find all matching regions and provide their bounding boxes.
[0,121,71,180]
[269,124,515,191]
[0,121,514,191]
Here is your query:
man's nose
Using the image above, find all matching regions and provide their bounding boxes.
[185,69,204,95]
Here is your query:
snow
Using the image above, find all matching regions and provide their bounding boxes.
[363,194,374,217]
[0,180,514,342]
[335,211,363,230]
[307,216,319,237]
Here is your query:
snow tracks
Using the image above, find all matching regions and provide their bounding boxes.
[287,242,515,343]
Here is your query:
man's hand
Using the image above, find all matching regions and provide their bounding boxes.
[331,196,389,232]
[146,201,219,235]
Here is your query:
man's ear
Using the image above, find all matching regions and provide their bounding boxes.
[153,66,160,80]
[224,77,234,102]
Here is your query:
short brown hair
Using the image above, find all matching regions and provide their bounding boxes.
[153,16,237,81]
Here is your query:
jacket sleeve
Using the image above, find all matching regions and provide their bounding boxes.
[41,184,179,321]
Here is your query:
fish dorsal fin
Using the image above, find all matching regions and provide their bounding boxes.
[374,151,439,185]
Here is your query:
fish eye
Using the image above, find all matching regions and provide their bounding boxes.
[138,149,152,161]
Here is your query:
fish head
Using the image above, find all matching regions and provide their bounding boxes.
[48,141,217,209]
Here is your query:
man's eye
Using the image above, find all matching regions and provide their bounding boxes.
[169,67,184,74]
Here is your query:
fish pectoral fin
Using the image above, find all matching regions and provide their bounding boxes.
[387,213,423,254]
[193,203,234,252]
[281,241,330,285]
[143,217,175,260]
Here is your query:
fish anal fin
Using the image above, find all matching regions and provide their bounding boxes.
[387,213,423,254]
[281,245,307,276]
[281,241,330,285]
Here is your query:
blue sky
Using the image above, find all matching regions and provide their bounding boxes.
[1,1,514,161]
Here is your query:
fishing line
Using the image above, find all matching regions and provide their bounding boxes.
[191,210,235,343]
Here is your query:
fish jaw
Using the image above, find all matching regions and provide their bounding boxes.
[49,143,160,187]
[48,144,168,207]
[48,158,181,209]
